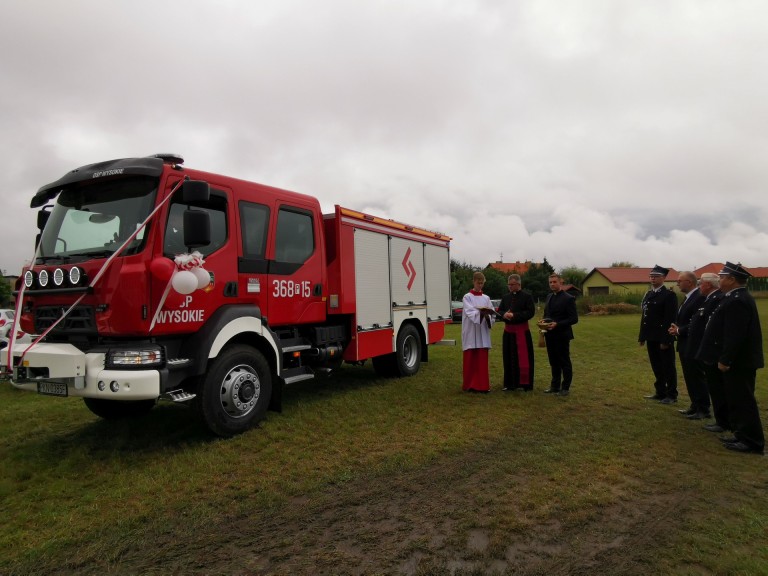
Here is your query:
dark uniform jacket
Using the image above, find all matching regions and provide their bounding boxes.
[687,291,723,362]
[499,290,535,326]
[697,287,764,370]
[543,290,578,340]
[675,288,705,359]
[638,286,677,344]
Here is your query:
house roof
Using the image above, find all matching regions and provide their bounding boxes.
[586,267,680,284]
[488,261,533,275]
[749,267,768,278]
[694,262,768,279]
[694,263,723,276]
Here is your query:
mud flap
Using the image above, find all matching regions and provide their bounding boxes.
[269,378,283,412]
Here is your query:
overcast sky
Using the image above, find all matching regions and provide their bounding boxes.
[2,0,768,277]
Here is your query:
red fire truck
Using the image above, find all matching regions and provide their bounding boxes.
[7,154,452,435]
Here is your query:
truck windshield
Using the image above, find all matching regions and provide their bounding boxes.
[37,176,158,263]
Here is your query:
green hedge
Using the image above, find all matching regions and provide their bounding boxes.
[577,293,644,315]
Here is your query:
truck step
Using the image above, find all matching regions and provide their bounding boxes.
[282,366,315,385]
[279,336,313,353]
[162,389,197,403]
[282,344,312,353]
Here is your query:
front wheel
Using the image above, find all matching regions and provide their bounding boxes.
[199,345,272,437]
[83,398,156,420]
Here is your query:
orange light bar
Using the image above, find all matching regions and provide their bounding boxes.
[338,207,451,241]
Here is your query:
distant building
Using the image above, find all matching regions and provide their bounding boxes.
[694,263,768,291]
[582,267,680,296]
[487,260,535,275]
[693,263,723,277]
[582,263,768,297]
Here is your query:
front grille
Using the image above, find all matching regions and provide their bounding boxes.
[35,306,96,335]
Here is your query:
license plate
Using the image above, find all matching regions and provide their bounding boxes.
[37,382,68,397]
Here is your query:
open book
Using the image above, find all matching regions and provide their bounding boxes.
[476,306,504,319]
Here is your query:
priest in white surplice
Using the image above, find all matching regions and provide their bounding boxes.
[461,271,495,392]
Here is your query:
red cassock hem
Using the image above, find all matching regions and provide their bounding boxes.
[463,348,490,391]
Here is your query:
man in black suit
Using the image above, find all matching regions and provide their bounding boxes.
[639,265,678,404]
[669,271,707,418]
[685,274,724,426]
[698,262,764,455]
[541,273,578,396]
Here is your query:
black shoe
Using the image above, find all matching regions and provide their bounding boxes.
[659,397,677,405]
[724,441,764,455]
[678,407,696,415]
[686,412,711,420]
[703,423,726,433]
[644,394,663,400]
[557,390,570,396]
[719,435,740,444]
[544,388,561,394]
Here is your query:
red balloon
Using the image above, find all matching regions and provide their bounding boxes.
[149,257,176,282]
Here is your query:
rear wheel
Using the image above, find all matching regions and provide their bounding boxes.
[372,324,423,378]
[83,398,156,419]
[199,345,272,437]
[394,324,422,377]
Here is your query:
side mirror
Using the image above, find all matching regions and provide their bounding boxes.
[37,209,51,230]
[183,209,210,248]
[182,180,210,203]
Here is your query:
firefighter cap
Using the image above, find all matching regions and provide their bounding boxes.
[717,261,752,281]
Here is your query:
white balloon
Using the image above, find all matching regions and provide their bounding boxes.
[192,267,210,290]
[172,270,198,295]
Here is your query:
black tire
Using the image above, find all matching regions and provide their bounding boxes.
[394,324,422,377]
[199,345,272,437]
[83,397,156,420]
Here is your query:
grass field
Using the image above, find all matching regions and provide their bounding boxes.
[1,303,767,575]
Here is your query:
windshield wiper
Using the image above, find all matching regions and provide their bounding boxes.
[76,250,115,259]
[36,255,72,264]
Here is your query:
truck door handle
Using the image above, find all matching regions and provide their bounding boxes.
[313,283,323,296]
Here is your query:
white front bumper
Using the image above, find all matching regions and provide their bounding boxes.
[11,342,161,400]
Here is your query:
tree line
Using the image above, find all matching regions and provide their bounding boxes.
[451,258,589,302]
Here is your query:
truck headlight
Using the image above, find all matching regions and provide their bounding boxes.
[69,266,83,285]
[106,347,164,369]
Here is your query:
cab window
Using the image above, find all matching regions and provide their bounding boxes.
[239,201,270,259]
[164,190,228,257]
[274,208,314,264]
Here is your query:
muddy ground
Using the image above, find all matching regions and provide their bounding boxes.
[87,440,689,576]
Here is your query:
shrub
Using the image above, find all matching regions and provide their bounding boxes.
[577,293,644,315]
[587,303,640,315]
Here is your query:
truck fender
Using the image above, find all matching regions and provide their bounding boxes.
[208,316,278,360]
[178,305,280,377]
